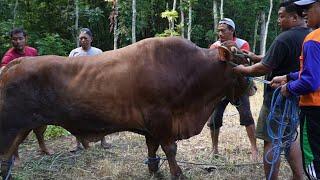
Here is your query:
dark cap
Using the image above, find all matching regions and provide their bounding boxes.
[79,28,93,37]
[295,0,318,5]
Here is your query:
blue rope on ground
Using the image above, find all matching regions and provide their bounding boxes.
[265,87,299,180]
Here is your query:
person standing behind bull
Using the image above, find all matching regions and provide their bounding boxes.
[68,28,110,152]
[1,27,53,163]
[207,18,259,161]
[69,28,102,57]
[234,1,309,179]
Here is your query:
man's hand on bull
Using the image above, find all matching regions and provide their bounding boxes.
[242,50,263,63]
[270,75,287,89]
[221,40,237,49]
[233,64,249,75]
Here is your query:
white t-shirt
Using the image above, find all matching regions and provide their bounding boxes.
[68,47,102,57]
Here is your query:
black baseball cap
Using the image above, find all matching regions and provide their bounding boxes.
[79,28,93,37]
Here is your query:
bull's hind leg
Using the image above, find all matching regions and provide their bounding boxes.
[145,136,160,174]
[33,125,53,155]
[161,142,186,180]
[1,130,30,180]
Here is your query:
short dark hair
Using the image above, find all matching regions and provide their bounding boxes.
[79,28,93,37]
[10,28,27,37]
[280,0,304,17]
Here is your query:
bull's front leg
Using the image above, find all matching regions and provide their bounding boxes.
[1,130,30,180]
[161,142,186,180]
[33,125,54,155]
[1,156,14,180]
[145,136,160,174]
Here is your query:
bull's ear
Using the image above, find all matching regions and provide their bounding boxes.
[218,46,232,61]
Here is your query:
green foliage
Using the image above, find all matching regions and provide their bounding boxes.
[44,125,70,140]
[161,10,179,22]
[158,9,180,37]
[0,20,13,57]
[0,0,283,59]
[34,33,73,56]
[156,29,180,37]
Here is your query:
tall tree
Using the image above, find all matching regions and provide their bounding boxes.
[261,0,273,55]
[132,0,136,43]
[108,0,119,49]
[212,0,218,40]
[170,0,177,32]
[180,0,185,38]
[13,0,18,27]
[74,0,79,47]
[220,0,224,19]
[252,14,260,53]
[260,11,266,55]
[187,0,192,40]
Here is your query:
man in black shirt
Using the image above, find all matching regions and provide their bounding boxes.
[234,1,310,179]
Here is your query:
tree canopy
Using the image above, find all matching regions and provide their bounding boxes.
[0,0,281,57]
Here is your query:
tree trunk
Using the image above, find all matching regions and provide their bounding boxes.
[213,0,218,40]
[132,0,136,43]
[75,0,79,47]
[259,11,266,55]
[13,0,18,27]
[113,0,119,49]
[220,0,224,19]
[169,0,177,33]
[252,15,259,53]
[261,0,273,55]
[173,0,177,10]
[187,0,192,40]
[180,0,184,38]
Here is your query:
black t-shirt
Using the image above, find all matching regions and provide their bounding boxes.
[262,26,311,93]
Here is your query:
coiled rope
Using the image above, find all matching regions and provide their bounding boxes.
[265,87,299,180]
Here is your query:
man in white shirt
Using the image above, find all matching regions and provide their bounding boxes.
[69,28,102,57]
[69,28,110,152]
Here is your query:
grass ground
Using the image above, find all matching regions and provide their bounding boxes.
[12,83,298,179]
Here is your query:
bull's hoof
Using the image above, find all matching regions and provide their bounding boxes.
[146,157,160,174]
[2,174,13,180]
[171,174,187,180]
[149,171,165,179]
[148,164,159,174]
[70,146,84,153]
[100,142,112,149]
[2,174,12,180]
[41,149,54,155]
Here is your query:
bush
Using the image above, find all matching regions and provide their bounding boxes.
[34,33,73,56]
[45,125,70,140]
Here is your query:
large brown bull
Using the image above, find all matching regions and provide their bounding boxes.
[0,37,250,179]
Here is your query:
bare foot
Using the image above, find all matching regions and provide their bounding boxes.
[250,147,259,161]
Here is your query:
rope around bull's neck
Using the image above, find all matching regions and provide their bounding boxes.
[265,87,299,180]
